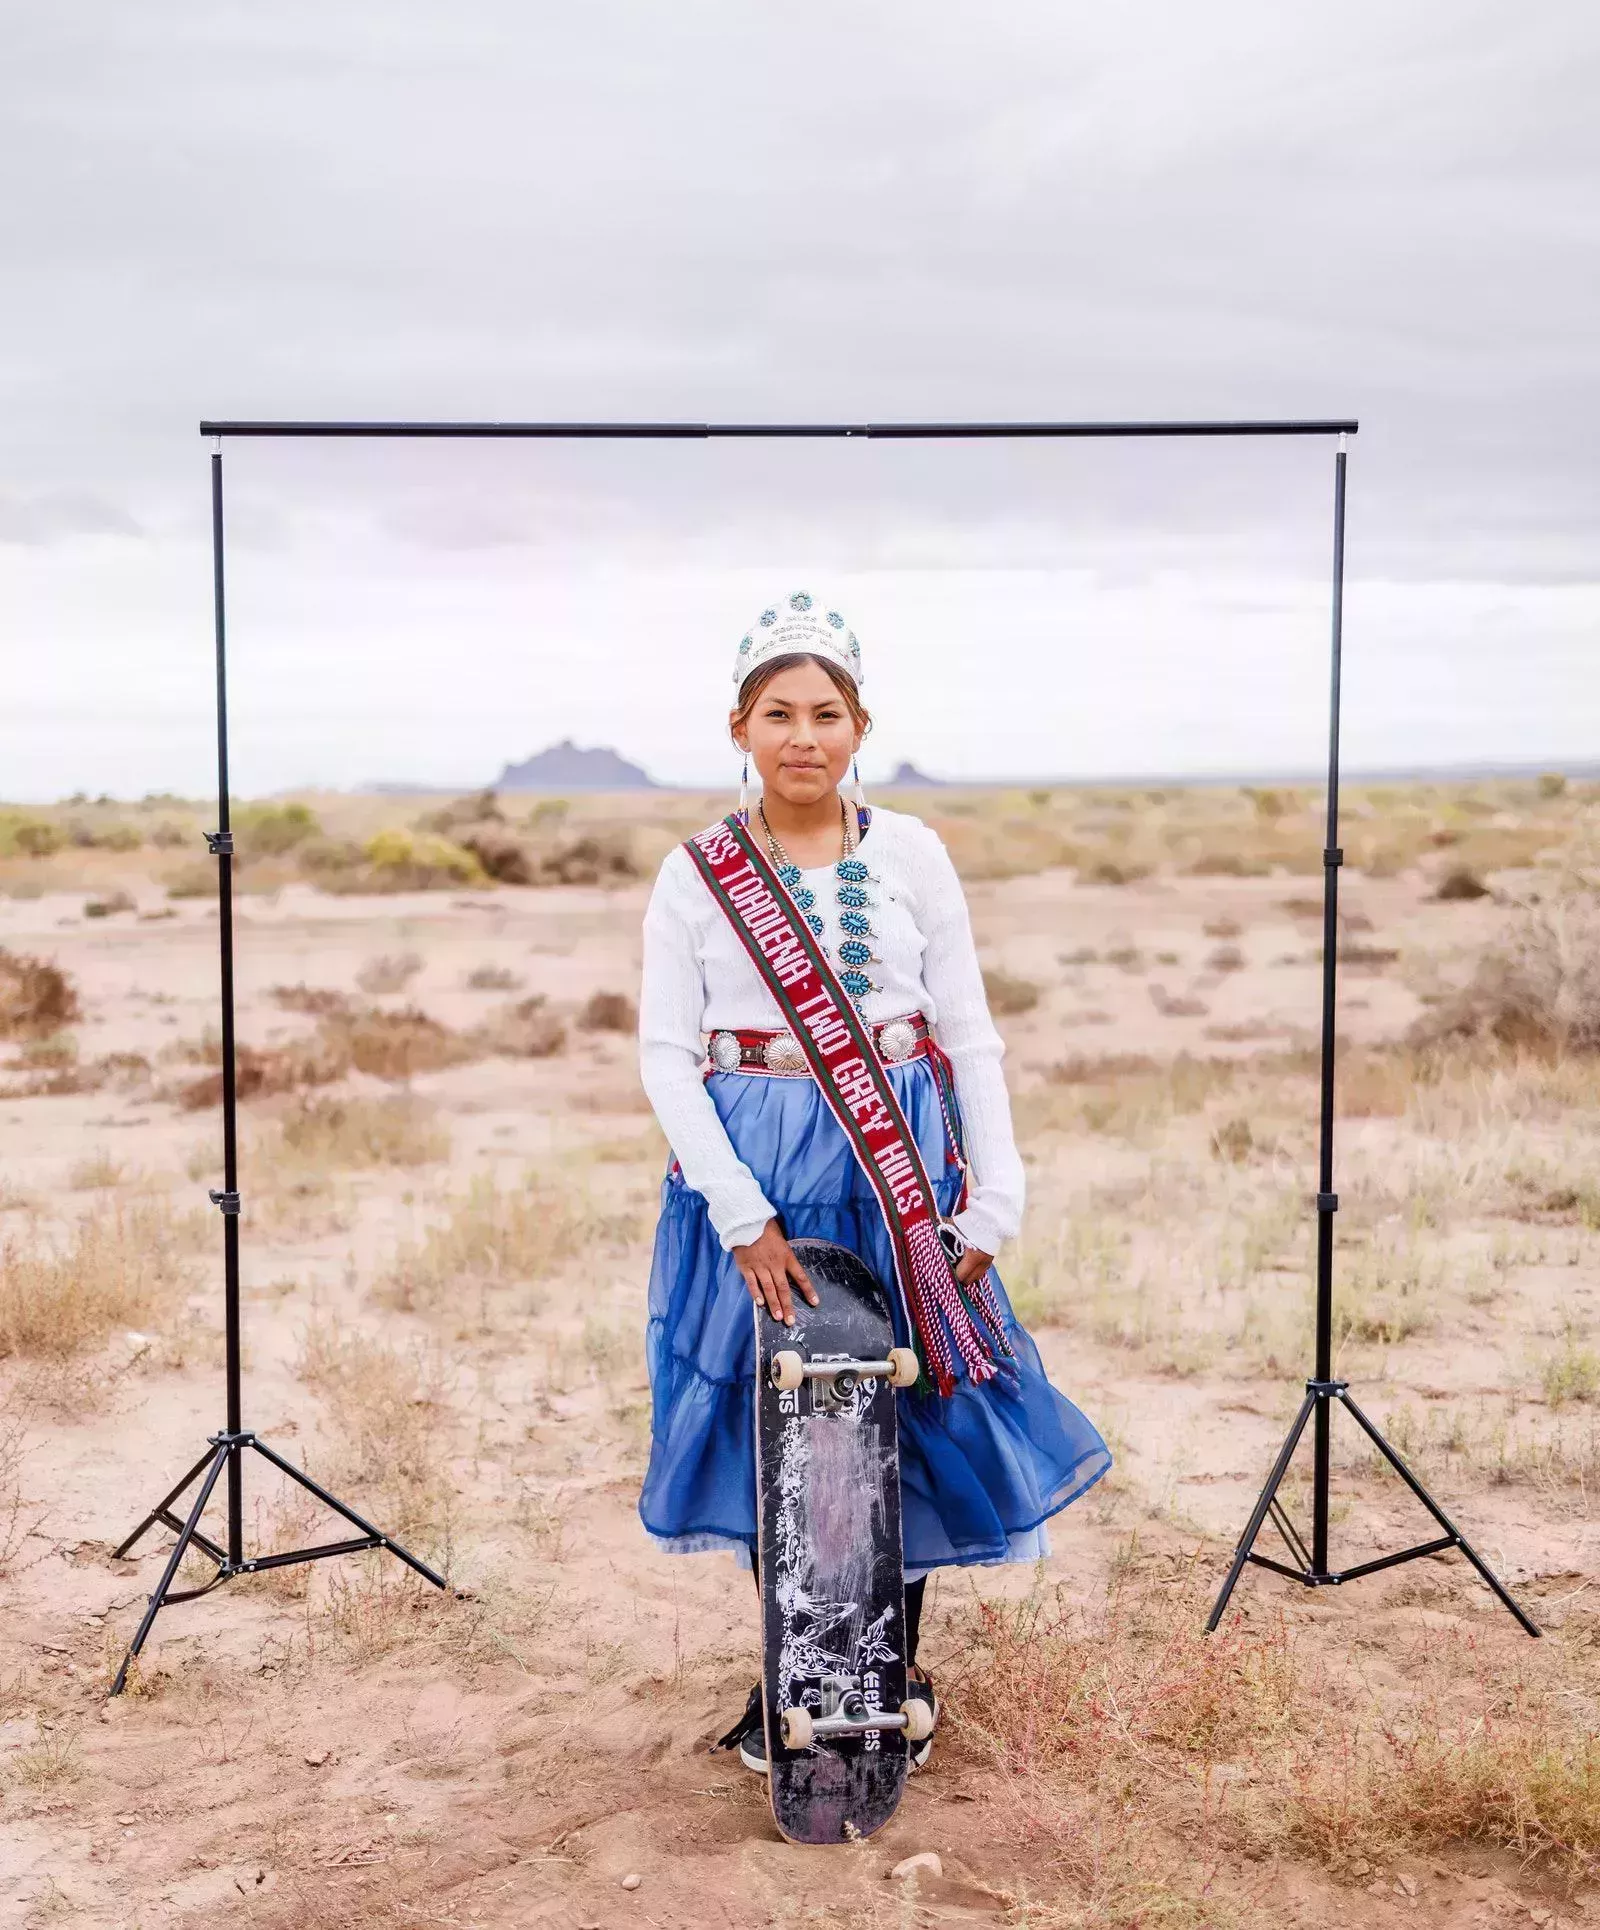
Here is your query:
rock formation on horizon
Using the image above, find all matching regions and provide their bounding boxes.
[885,760,945,786]
[495,740,659,791]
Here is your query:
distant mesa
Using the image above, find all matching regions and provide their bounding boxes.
[885,761,945,787]
[494,740,659,791]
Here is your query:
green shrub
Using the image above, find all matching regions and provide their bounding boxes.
[362,830,484,891]
[297,835,366,876]
[12,819,64,859]
[234,800,320,856]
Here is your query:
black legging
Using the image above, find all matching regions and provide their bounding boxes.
[750,1550,927,1668]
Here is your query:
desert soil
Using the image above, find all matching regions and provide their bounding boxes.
[1,847,1597,1928]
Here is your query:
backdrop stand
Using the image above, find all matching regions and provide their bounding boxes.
[110,415,1535,1697]
[110,441,447,1697]
[1206,437,1537,1637]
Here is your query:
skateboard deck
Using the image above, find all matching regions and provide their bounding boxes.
[753,1237,920,1845]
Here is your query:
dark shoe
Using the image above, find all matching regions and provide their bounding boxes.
[905,1665,938,1770]
[712,1682,767,1774]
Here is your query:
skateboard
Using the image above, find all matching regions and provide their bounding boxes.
[753,1236,932,1845]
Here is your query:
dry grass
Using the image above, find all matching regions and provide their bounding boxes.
[269,982,356,1017]
[0,948,80,1038]
[983,967,1042,1016]
[464,963,524,991]
[578,988,637,1032]
[297,1317,458,1556]
[476,994,567,1058]
[373,1169,623,1318]
[943,1558,1300,1921]
[267,1093,450,1171]
[167,1022,351,1109]
[945,1553,1600,1915]
[67,1149,127,1189]
[356,950,424,994]
[0,1039,150,1101]
[1279,1636,1600,1874]
[0,1200,207,1359]
[173,993,567,1109]
[0,1397,41,1573]
[1415,889,1600,1055]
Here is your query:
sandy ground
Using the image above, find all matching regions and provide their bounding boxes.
[1,855,1597,1928]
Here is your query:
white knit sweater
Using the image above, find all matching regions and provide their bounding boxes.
[638,806,1025,1257]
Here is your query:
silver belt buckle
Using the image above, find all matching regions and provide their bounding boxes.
[876,1017,918,1064]
[708,1031,742,1073]
[761,1030,807,1074]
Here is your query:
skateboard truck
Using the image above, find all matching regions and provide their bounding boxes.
[769,1348,919,1401]
[779,1673,935,1751]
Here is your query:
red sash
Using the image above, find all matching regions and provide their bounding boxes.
[683,814,1012,1398]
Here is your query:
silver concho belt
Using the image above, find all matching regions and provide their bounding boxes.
[706,1012,928,1077]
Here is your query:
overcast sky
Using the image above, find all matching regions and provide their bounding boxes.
[3,2,1597,800]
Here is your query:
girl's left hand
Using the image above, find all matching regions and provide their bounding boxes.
[954,1245,995,1286]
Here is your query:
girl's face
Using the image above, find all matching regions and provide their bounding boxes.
[730,658,865,809]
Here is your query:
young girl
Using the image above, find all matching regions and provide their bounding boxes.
[637,592,1110,1771]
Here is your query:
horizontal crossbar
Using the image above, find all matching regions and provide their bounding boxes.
[1246,1533,1460,1589]
[200,418,1360,441]
[153,1511,228,1566]
[231,1535,385,1574]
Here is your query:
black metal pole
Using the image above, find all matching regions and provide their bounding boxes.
[197,417,1361,441]
[209,443,245,1567]
[1310,437,1348,1575]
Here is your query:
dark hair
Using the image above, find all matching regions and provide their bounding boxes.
[731,653,871,737]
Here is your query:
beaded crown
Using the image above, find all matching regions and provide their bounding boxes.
[733,590,863,694]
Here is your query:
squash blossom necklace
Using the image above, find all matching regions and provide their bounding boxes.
[758,800,880,1010]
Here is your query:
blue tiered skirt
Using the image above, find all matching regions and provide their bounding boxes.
[639,1056,1111,1577]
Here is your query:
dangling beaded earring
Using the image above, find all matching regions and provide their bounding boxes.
[738,753,750,825]
[851,754,868,828]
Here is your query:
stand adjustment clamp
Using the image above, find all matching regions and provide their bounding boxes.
[1316,1192,1338,1213]
[208,1189,241,1214]
[1305,1379,1349,1396]
[1323,847,1343,866]
[205,830,234,855]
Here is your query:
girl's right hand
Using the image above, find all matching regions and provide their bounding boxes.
[731,1220,819,1327]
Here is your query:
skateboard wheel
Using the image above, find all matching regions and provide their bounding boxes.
[771,1350,805,1392]
[901,1699,934,1743]
[779,1706,813,1749]
[886,1348,919,1389]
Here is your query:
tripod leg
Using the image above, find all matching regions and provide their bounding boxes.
[1336,1392,1540,1637]
[1207,1390,1317,1632]
[113,1444,224,1560]
[247,1438,448,1589]
[111,1441,231,1695]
